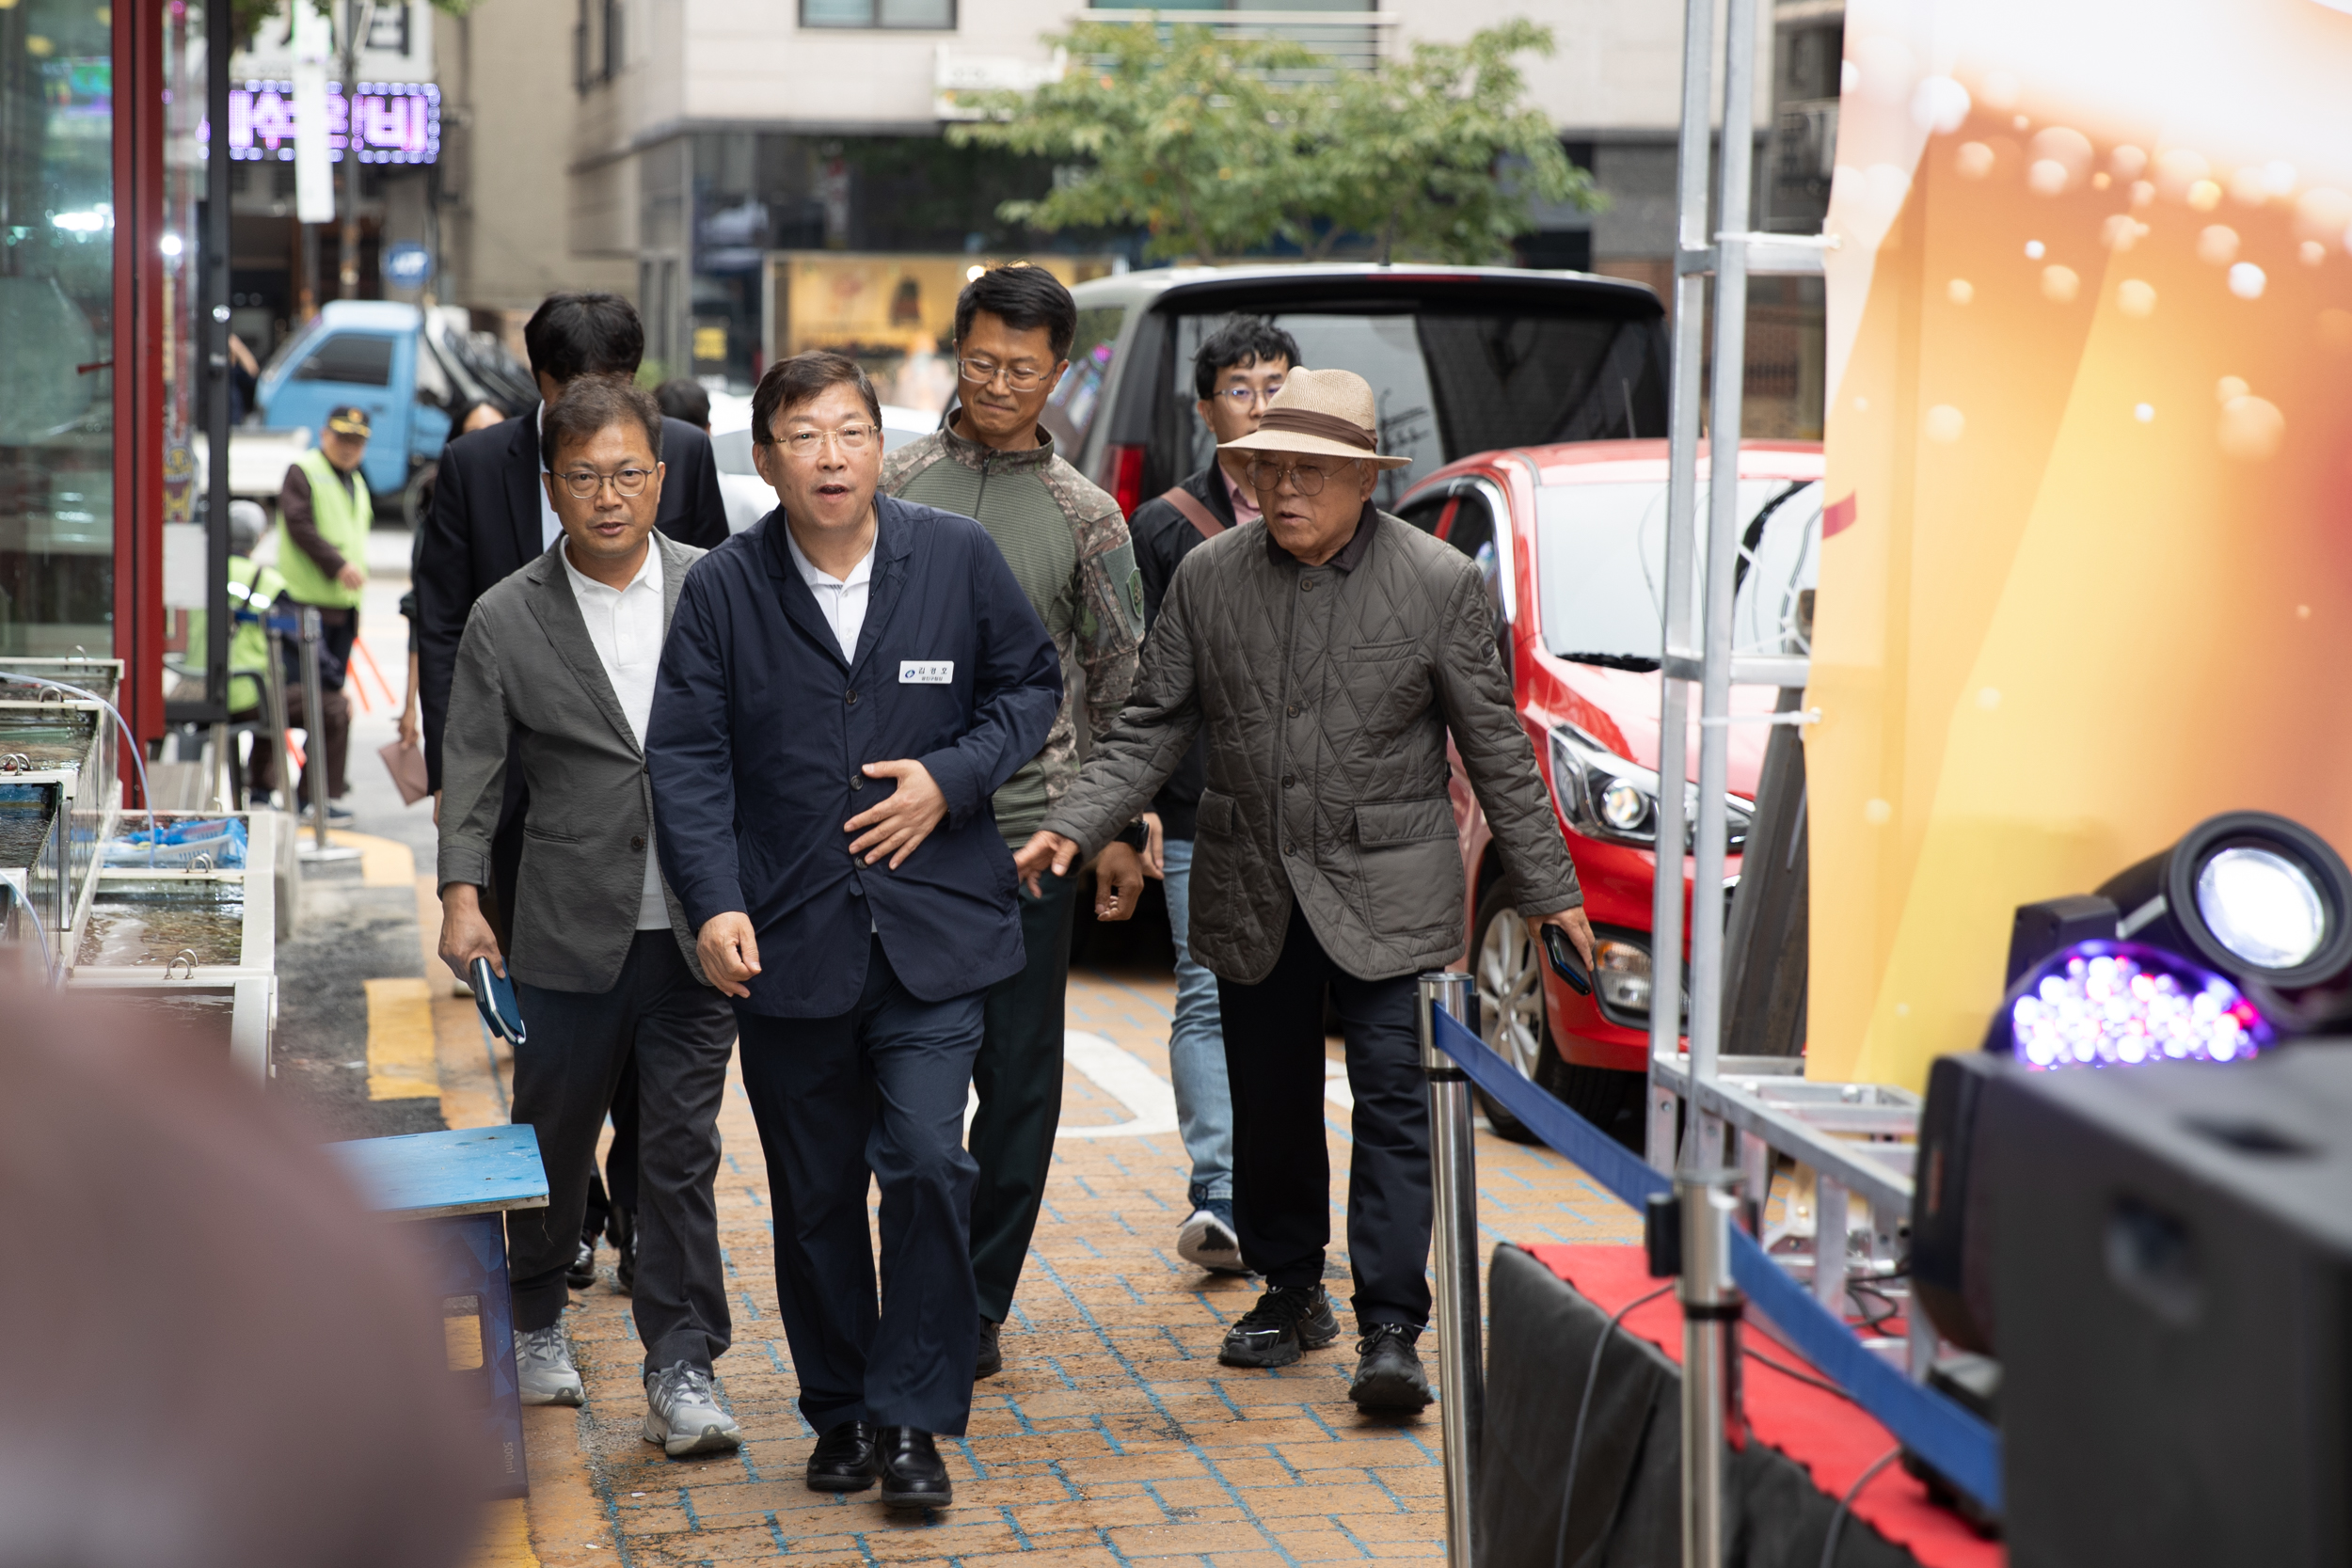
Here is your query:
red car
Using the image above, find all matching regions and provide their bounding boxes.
[1394,440,1825,1144]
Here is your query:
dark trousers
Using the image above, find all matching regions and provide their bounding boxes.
[968,863,1078,1323]
[507,930,738,1374]
[580,1066,641,1243]
[1216,903,1434,1330]
[738,940,984,1436]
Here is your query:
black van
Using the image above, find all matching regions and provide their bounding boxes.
[1039,263,1670,516]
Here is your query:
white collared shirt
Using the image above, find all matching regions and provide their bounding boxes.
[536,404,564,550]
[559,538,670,930]
[784,524,876,662]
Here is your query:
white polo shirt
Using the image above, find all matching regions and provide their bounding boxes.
[558,538,670,930]
[784,524,876,662]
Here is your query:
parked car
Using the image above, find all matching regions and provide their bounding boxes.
[1400,440,1825,1145]
[1057,264,1671,516]
[249,301,535,523]
[708,397,939,532]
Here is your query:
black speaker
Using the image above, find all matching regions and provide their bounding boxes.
[1909,1052,2003,1354]
[1981,1042,2352,1567]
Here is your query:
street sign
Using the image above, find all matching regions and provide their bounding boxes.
[383,243,434,288]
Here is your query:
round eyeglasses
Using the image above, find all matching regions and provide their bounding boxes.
[555,466,655,499]
[959,357,1054,391]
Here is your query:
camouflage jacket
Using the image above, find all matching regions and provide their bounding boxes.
[880,421,1144,844]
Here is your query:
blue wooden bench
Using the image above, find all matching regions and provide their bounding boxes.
[328,1125,549,1498]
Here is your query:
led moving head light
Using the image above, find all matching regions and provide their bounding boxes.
[2096,810,2352,993]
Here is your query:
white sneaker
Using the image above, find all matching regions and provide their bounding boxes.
[514,1324,584,1406]
[643,1362,742,1457]
[1177,1204,1248,1274]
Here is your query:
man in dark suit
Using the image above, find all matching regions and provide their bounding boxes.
[415,292,730,1293]
[646,351,1060,1510]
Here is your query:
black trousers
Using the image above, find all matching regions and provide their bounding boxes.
[738,939,984,1436]
[1216,903,1434,1330]
[968,863,1078,1323]
[507,930,737,1375]
[580,1066,641,1244]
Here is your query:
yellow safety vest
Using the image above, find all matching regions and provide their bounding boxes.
[227,556,285,715]
[273,448,372,609]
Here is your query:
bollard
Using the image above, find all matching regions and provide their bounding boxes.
[298,607,332,851]
[1677,1168,1743,1568]
[1419,971,1483,1568]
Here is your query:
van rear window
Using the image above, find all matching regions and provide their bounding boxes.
[294,334,396,388]
[1168,309,1665,511]
[1040,306,1123,455]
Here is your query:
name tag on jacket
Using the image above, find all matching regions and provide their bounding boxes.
[899,660,953,685]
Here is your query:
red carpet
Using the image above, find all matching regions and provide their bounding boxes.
[1527,1244,2003,1568]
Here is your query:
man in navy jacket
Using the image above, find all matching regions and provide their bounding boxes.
[646,351,1059,1511]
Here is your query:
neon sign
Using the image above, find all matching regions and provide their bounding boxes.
[218,80,441,164]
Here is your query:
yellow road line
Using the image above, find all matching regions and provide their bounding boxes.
[364,975,440,1100]
[327,827,418,889]
[466,1498,539,1568]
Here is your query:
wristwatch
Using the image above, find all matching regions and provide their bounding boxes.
[1112,819,1150,852]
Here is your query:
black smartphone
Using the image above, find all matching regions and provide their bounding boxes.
[1540,924,1593,996]
[471,957,529,1046]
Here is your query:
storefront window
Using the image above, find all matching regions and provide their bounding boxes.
[0,0,115,655]
[161,0,213,703]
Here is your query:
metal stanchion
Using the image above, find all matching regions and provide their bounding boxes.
[288,609,359,864]
[1677,1169,1743,1568]
[1419,971,1483,1568]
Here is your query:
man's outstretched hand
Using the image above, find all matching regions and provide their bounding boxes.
[1013,831,1082,898]
[697,911,761,999]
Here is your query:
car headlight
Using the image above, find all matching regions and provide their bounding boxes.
[1594,939,1654,1014]
[1548,725,1753,853]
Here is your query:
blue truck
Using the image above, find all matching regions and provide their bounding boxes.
[248,301,536,524]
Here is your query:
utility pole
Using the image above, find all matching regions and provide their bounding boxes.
[337,0,373,297]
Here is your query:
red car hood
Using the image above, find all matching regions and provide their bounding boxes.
[1534,657,1777,800]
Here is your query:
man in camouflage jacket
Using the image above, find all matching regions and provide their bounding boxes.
[879,266,1148,1377]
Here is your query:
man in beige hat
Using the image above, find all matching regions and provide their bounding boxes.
[1014,367,1594,1412]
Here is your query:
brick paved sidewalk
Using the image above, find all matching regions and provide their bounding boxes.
[471,967,1640,1567]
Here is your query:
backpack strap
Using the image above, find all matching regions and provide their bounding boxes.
[1159,484,1226,541]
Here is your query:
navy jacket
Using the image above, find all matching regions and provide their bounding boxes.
[646,495,1062,1017]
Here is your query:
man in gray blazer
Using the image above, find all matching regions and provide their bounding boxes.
[437,375,741,1457]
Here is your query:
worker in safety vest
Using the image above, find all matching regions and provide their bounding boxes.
[273,404,373,820]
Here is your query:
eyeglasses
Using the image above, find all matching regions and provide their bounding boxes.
[765,424,877,457]
[555,466,655,499]
[1244,457,1355,496]
[959,356,1055,391]
[1215,382,1284,404]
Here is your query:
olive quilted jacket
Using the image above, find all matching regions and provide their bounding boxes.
[1041,505,1581,984]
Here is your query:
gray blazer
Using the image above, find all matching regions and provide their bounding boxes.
[437,533,709,994]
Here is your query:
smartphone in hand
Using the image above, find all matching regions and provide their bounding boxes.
[1540,923,1593,996]
[471,957,528,1045]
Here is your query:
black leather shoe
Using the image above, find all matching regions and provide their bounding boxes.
[976,1317,1002,1379]
[1349,1323,1433,1411]
[564,1237,596,1291]
[876,1426,952,1509]
[1218,1284,1342,1369]
[804,1420,878,1493]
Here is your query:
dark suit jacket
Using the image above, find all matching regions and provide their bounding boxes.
[646,497,1062,1018]
[417,408,730,791]
[1126,463,1237,841]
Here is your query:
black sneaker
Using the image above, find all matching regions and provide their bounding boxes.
[565,1237,596,1291]
[1349,1323,1433,1410]
[1218,1284,1341,1369]
[976,1317,1002,1379]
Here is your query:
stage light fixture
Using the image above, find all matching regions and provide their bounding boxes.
[2095,810,2352,992]
[1990,941,2273,1070]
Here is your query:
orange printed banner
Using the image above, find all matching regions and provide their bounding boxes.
[1809,0,2352,1086]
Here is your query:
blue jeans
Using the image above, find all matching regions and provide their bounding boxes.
[1162,836,1233,1203]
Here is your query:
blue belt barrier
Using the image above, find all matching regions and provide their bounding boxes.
[1429,1004,2003,1514]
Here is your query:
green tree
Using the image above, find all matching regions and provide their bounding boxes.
[949,18,1600,265]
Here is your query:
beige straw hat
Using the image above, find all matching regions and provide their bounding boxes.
[1218,367,1412,469]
